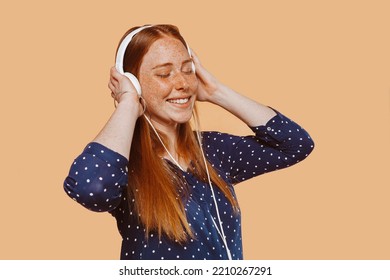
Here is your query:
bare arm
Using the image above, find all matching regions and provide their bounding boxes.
[193,52,276,126]
[93,67,143,159]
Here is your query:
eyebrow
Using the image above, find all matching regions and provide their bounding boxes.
[152,59,193,70]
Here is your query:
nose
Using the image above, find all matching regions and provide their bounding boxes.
[173,72,189,91]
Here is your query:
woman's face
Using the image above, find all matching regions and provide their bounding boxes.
[138,36,198,130]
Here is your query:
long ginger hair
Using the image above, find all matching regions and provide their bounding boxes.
[117,24,238,243]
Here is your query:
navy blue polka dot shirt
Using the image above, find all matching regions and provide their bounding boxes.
[64,110,314,259]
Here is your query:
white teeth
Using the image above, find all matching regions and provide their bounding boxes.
[168,98,189,104]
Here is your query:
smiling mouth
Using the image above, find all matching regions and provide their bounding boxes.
[167,96,191,104]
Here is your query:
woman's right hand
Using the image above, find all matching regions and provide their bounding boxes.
[108,67,144,116]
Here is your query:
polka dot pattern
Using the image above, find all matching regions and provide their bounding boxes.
[64,111,314,259]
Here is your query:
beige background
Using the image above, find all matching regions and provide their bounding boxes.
[0,0,389,259]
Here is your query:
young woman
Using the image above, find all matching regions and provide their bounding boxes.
[64,24,314,260]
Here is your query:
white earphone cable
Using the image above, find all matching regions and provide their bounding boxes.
[143,114,185,172]
[193,114,233,260]
[143,111,233,259]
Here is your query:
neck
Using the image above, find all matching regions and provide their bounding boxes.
[143,115,184,169]
[154,123,178,152]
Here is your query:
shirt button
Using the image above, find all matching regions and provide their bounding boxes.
[267,127,272,132]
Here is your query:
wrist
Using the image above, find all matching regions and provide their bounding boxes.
[209,83,235,106]
[116,95,141,116]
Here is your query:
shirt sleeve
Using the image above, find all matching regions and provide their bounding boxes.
[203,110,315,184]
[63,142,129,212]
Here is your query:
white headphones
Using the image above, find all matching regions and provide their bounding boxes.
[115,25,195,96]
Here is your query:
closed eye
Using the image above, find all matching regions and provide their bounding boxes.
[156,73,170,78]
[182,69,193,75]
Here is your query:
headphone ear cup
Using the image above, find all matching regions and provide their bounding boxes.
[123,72,142,96]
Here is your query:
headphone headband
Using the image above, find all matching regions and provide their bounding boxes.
[115,25,153,75]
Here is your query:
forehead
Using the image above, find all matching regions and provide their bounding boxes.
[141,36,189,68]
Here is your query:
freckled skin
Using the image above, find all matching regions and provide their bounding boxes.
[138,37,198,132]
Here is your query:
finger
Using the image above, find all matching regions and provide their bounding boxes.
[110,66,129,82]
[194,60,207,83]
[190,49,201,65]
[108,81,117,91]
[110,66,120,76]
[110,67,121,83]
[109,76,119,88]
[108,82,116,94]
[189,50,206,81]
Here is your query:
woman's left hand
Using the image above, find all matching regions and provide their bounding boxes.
[191,49,277,127]
[191,50,221,103]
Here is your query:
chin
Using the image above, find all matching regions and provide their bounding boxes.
[169,102,195,124]
[173,111,193,124]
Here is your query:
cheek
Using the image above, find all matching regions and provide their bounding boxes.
[140,77,172,101]
[190,77,199,92]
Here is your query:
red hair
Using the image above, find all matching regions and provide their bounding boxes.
[117,24,238,242]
